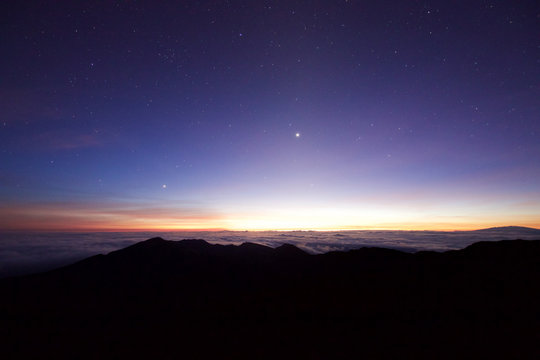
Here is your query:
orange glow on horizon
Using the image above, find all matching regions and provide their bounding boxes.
[1,202,539,232]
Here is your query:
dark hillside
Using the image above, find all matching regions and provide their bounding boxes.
[1,238,539,359]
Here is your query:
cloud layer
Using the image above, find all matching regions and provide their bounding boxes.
[2,228,539,277]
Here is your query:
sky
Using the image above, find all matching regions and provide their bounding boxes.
[1,0,539,231]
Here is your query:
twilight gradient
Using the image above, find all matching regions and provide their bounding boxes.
[1,1,539,231]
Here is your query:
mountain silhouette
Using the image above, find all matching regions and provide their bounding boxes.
[473,225,540,234]
[1,238,539,359]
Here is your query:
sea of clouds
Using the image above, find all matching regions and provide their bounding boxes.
[1,229,539,277]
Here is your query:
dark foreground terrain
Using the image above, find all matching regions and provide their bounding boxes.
[1,238,539,359]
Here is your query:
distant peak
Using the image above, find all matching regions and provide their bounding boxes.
[238,242,275,255]
[110,236,169,255]
[275,243,308,257]
[475,226,540,233]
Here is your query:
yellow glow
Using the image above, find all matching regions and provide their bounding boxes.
[1,202,539,232]
[220,207,540,231]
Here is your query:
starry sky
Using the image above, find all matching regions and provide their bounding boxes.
[1,0,539,231]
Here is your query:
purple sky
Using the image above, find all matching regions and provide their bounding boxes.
[1,1,539,230]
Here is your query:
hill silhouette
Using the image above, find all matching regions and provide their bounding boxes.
[1,238,539,359]
[473,225,540,234]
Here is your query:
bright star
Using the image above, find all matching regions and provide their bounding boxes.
[162,184,167,189]
[295,132,300,138]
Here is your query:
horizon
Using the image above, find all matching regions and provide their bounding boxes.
[2,225,540,279]
[2,224,539,233]
[1,1,539,233]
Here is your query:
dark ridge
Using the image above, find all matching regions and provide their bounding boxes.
[463,238,538,251]
[320,245,411,262]
[238,241,275,255]
[107,238,211,258]
[177,238,212,247]
[143,236,167,243]
[1,238,539,359]
[103,236,171,256]
[274,243,309,257]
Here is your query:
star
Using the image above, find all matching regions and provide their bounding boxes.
[162,184,167,189]
[295,132,300,138]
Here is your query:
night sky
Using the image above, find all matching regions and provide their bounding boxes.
[1,1,539,231]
